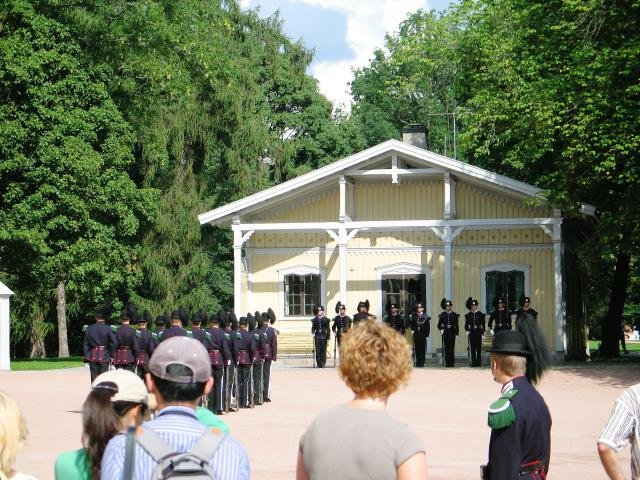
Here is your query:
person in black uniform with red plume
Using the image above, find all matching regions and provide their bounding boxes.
[482,312,552,479]
[249,312,264,405]
[384,302,406,335]
[82,302,117,382]
[409,302,430,367]
[438,298,459,367]
[352,299,376,326]
[260,308,278,403]
[205,312,232,415]
[236,316,256,408]
[331,302,351,347]
[134,309,156,379]
[489,297,512,334]
[465,297,486,367]
[161,308,189,341]
[311,305,330,368]
[114,303,139,372]
[516,295,538,324]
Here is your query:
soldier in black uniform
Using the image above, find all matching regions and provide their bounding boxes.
[438,298,459,367]
[489,298,512,334]
[236,316,256,408]
[153,313,167,343]
[82,302,116,382]
[516,295,538,324]
[331,302,351,348]
[311,305,330,368]
[114,304,139,372]
[464,297,486,367]
[134,309,156,379]
[205,312,232,415]
[409,302,431,367]
[352,299,376,326]
[222,311,239,413]
[189,310,209,346]
[482,313,552,479]
[260,308,278,403]
[249,313,264,406]
[161,308,189,341]
[384,302,406,335]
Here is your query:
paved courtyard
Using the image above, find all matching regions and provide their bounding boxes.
[1,359,636,479]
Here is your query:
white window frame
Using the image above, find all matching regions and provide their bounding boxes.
[278,265,326,320]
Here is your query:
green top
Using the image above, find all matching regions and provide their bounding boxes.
[195,406,230,434]
[54,448,90,480]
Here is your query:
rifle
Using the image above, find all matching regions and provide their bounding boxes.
[333,334,337,367]
[467,333,472,367]
[441,330,445,367]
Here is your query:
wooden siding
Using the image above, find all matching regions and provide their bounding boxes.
[354,179,444,220]
[456,182,553,219]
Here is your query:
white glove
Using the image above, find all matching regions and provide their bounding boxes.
[466,331,469,336]
[440,330,444,334]
[490,329,494,335]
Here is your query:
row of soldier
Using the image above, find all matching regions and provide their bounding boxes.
[82,302,278,416]
[310,295,538,369]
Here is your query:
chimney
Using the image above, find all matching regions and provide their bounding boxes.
[401,124,427,149]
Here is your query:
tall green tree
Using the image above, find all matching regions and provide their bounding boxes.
[0,0,156,356]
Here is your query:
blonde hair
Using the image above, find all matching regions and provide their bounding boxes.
[338,321,412,398]
[0,390,28,475]
[491,353,527,377]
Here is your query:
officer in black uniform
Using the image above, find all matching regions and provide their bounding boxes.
[482,313,552,479]
[331,302,351,348]
[236,316,256,408]
[260,309,278,403]
[384,302,406,335]
[311,305,330,368]
[249,313,265,406]
[134,309,156,379]
[489,298,512,334]
[114,304,139,372]
[438,298,459,367]
[222,311,240,413]
[516,295,538,324]
[161,308,189,341]
[409,302,430,367]
[153,313,167,343]
[189,310,209,346]
[82,302,116,382]
[352,299,376,326]
[464,297,486,367]
[205,312,232,415]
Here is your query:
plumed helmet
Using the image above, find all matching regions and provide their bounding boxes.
[155,314,166,327]
[95,302,114,319]
[228,312,238,330]
[141,309,153,324]
[519,295,531,307]
[335,301,346,313]
[414,302,425,313]
[239,316,248,326]
[267,308,276,323]
[313,305,325,316]
[247,313,256,330]
[516,312,551,385]
[440,298,452,310]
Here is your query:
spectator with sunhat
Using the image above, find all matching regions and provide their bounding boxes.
[438,298,459,367]
[465,297,486,367]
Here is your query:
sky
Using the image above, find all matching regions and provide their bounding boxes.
[239,0,455,111]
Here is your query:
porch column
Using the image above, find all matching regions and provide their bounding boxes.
[553,221,565,354]
[0,282,14,371]
[443,225,453,300]
[338,176,348,303]
[232,219,242,315]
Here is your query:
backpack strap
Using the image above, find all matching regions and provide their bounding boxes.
[188,429,228,460]
[136,428,175,462]
[123,426,137,480]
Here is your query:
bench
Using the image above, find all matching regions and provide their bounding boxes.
[278,332,333,364]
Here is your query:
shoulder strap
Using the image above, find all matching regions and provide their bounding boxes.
[188,429,228,460]
[136,427,175,461]
[123,426,137,480]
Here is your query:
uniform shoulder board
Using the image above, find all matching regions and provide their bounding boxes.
[235,332,242,339]
[82,324,89,333]
[151,332,159,341]
[110,325,118,332]
[186,330,194,338]
[224,332,230,340]
[253,333,260,339]
[135,329,142,338]
[488,388,519,430]
[205,331,212,341]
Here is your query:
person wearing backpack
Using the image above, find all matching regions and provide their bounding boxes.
[100,336,250,480]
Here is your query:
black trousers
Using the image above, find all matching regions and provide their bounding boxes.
[252,361,263,404]
[238,365,251,407]
[413,332,428,367]
[224,364,236,412]
[443,334,456,367]
[262,359,272,400]
[208,365,224,413]
[314,337,327,367]
[115,363,135,372]
[89,362,109,383]
[469,333,483,366]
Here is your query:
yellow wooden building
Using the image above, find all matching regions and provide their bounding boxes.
[199,130,566,356]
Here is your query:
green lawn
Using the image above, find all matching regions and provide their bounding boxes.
[10,357,85,371]
[588,339,640,353]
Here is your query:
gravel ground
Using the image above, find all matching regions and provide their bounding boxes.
[1,357,636,479]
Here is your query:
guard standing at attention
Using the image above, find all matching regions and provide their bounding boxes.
[114,303,139,372]
[206,312,232,415]
[249,313,265,406]
[516,295,538,324]
[134,309,156,379]
[260,309,278,403]
[489,298,512,334]
[384,302,406,335]
[331,302,351,347]
[438,298,459,367]
[352,299,376,326]
[161,308,189,341]
[236,316,256,408]
[311,305,330,368]
[409,302,431,367]
[464,297,486,367]
[82,302,116,382]
[482,313,552,479]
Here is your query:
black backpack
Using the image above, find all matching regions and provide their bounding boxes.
[124,426,226,479]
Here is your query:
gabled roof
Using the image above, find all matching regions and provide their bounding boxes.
[198,139,544,226]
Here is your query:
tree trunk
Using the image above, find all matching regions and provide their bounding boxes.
[599,252,631,357]
[564,245,587,360]
[29,308,46,358]
[57,281,69,358]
